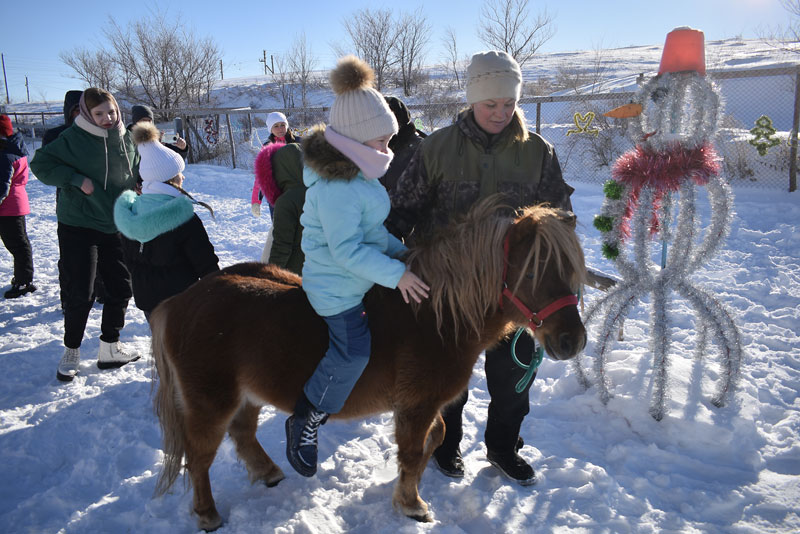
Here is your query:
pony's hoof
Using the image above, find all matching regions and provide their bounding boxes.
[196,509,223,532]
[263,471,285,488]
[410,511,433,522]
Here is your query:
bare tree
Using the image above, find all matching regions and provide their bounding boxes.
[60,13,220,113]
[442,27,465,90]
[760,0,800,53]
[272,55,296,109]
[477,0,556,68]
[394,9,430,96]
[288,32,318,109]
[59,48,116,91]
[341,8,400,90]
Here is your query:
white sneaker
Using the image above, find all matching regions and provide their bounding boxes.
[97,340,140,369]
[57,347,81,382]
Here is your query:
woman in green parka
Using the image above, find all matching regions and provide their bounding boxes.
[31,87,141,382]
[266,143,306,275]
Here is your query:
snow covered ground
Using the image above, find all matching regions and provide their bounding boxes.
[1,162,798,533]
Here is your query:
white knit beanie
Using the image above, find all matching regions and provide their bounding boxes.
[328,56,397,144]
[266,111,288,133]
[132,123,185,183]
[466,51,523,105]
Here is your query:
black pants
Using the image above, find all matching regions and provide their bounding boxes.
[58,223,132,349]
[0,215,34,284]
[438,331,538,455]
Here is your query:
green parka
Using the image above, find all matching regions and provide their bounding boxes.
[31,115,139,234]
[268,143,306,275]
[387,109,573,240]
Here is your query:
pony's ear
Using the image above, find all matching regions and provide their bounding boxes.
[556,210,577,229]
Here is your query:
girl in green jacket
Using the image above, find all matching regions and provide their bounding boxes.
[31,87,141,382]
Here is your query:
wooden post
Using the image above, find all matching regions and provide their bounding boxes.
[225,113,236,169]
[789,66,800,193]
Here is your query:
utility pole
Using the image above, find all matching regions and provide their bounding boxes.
[259,50,274,75]
[2,53,9,104]
[219,59,224,80]
[25,76,30,102]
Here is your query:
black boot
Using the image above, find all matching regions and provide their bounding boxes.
[285,393,328,477]
[485,417,536,486]
[432,445,464,478]
[432,390,467,478]
[4,279,37,299]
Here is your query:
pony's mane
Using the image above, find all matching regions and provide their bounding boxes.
[510,204,587,298]
[405,198,586,340]
[405,197,512,339]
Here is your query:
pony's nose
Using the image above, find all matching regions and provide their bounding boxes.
[559,331,586,357]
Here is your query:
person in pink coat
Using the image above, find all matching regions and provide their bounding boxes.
[0,114,36,298]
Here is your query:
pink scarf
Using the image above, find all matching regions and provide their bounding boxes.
[324,127,393,179]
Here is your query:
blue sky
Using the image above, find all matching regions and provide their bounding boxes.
[2,0,790,103]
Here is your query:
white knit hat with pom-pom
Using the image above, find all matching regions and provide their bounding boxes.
[132,122,185,183]
[328,56,398,143]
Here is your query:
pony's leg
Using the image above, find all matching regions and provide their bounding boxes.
[392,408,441,522]
[228,401,285,487]
[184,411,228,532]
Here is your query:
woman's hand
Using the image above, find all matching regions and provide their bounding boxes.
[80,177,94,195]
[397,269,430,304]
[175,137,187,150]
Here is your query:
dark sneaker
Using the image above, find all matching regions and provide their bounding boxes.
[4,281,37,299]
[432,447,465,478]
[486,450,536,486]
[285,407,328,477]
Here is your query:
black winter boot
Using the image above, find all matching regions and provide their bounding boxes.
[285,393,328,477]
[432,445,465,478]
[432,390,467,478]
[485,417,536,486]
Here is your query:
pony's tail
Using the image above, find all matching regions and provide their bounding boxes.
[150,302,186,497]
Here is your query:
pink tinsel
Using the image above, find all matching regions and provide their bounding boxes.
[254,141,286,206]
[612,142,720,239]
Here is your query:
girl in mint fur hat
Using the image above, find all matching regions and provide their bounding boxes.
[114,122,219,323]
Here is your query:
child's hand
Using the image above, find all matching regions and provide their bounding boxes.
[397,269,429,304]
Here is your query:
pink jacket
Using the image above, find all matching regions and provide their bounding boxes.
[251,140,286,206]
[1,133,30,217]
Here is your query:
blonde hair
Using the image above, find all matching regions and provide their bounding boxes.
[165,179,215,219]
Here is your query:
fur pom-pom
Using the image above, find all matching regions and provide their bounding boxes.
[329,55,374,95]
[132,122,161,145]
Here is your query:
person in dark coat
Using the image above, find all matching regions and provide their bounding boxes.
[387,51,574,486]
[42,90,83,146]
[128,105,189,159]
[266,143,305,275]
[380,96,426,196]
[0,114,36,298]
[114,122,219,321]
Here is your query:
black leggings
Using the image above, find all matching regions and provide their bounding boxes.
[0,215,34,284]
[439,331,538,454]
[58,223,132,348]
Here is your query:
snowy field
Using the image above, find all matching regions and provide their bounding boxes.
[0,163,798,533]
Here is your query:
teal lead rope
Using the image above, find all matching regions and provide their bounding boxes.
[510,328,544,393]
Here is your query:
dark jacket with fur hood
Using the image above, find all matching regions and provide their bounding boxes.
[387,109,573,240]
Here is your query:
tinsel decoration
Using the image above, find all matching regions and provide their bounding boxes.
[567,111,600,137]
[574,67,744,421]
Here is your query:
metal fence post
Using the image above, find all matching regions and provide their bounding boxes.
[789,66,800,193]
[536,102,541,134]
[225,113,236,169]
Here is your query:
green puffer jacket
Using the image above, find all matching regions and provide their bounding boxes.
[387,110,573,240]
[31,115,139,234]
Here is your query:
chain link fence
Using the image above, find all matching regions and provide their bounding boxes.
[7,66,799,191]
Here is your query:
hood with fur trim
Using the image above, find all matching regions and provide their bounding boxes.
[301,124,360,182]
[114,189,195,243]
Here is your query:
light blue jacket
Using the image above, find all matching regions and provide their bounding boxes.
[300,163,407,317]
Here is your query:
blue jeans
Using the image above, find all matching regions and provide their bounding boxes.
[304,302,371,414]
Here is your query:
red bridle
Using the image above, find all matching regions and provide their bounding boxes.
[500,233,578,331]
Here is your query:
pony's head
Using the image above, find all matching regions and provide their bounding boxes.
[503,204,587,359]
[405,197,587,360]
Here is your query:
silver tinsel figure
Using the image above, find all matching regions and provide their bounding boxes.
[574,27,744,421]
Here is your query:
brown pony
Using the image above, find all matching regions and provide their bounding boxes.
[150,198,587,531]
